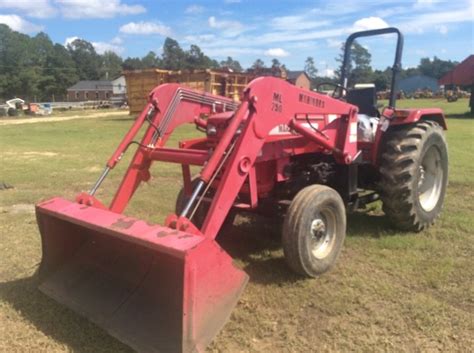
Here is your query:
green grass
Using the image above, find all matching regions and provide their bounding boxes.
[0,99,473,352]
[394,97,472,116]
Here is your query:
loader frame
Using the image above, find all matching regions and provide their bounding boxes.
[79,78,362,239]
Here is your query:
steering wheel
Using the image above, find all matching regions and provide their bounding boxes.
[315,82,347,98]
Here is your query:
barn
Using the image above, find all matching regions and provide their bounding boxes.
[439,55,474,113]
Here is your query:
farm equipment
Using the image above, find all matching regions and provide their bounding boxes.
[36,28,448,352]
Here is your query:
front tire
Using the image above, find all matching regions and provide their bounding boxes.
[379,120,448,231]
[282,185,346,277]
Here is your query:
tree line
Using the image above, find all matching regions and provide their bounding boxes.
[0,24,459,102]
[329,41,459,91]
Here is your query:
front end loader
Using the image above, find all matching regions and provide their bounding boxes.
[36,28,448,352]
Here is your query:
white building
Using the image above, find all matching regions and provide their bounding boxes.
[111,75,127,96]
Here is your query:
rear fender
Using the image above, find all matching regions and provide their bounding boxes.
[371,108,447,166]
[388,108,447,129]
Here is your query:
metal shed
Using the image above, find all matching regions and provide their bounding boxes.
[397,75,439,94]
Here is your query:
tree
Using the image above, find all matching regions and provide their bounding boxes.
[183,45,204,69]
[372,68,391,91]
[335,41,373,86]
[100,51,123,79]
[39,44,78,101]
[304,57,318,89]
[161,37,185,70]
[122,57,144,70]
[304,57,318,79]
[0,26,50,100]
[220,56,243,72]
[418,56,458,79]
[67,38,101,80]
[140,51,160,69]
[250,59,265,74]
[271,58,281,70]
[399,67,421,79]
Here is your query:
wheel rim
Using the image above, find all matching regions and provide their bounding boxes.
[418,146,444,212]
[309,208,336,259]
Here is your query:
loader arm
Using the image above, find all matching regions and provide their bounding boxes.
[196,77,360,238]
[84,84,238,213]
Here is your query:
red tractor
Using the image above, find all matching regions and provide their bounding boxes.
[36,28,448,352]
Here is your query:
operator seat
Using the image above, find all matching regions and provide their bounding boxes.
[346,87,379,117]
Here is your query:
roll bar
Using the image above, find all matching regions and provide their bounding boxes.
[339,27,404,108]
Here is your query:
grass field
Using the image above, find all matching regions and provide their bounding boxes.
[0,98,473,352]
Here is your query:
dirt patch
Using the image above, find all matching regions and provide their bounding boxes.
[0,111,127,126]
[23,152,58,157]
[0,204,35,214]
[3,151,58,161]
[4,151,58,156]
[86,166,102,173]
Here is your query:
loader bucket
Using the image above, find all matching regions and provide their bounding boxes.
[36,197,248,353]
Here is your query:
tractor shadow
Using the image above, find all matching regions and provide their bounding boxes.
[346,211,399,238]
[217,213,300,285]
[216,210,397,285]
[0,275,132,353]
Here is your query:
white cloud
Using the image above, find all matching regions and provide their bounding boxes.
[322,68,336,78]
[64,35,123,54]
[165,1,472,69]
[56,0,145,19]
[375,6,408,18]
[185,5,204,14]
[264,48,290,58]
[64,36,79,46]
[396,2,474,33]
[119,21,171,36]
[438,25,448,34]
[111,36,123,44]
[326,38,342,48]
[352,17,389,31]
[208,16,245,37]
[92,41,124,54]
[271,16,330,31]
[202,46,260,57]
[414,0,440,8]
[0,14,43,33]
[0,0,56,19]
[184,34,216,43]
[415,49,427,55]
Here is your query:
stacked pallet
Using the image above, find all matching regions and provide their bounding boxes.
[124,69,174,114]
[124,68,255,114]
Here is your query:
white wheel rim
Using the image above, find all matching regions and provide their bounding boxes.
[418,146,444,212]
[309,208,336,259]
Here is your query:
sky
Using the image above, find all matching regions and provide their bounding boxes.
[0,0,473,76]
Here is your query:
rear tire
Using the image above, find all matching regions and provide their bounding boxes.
[379,120,448,231]
[282,185,346,277]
